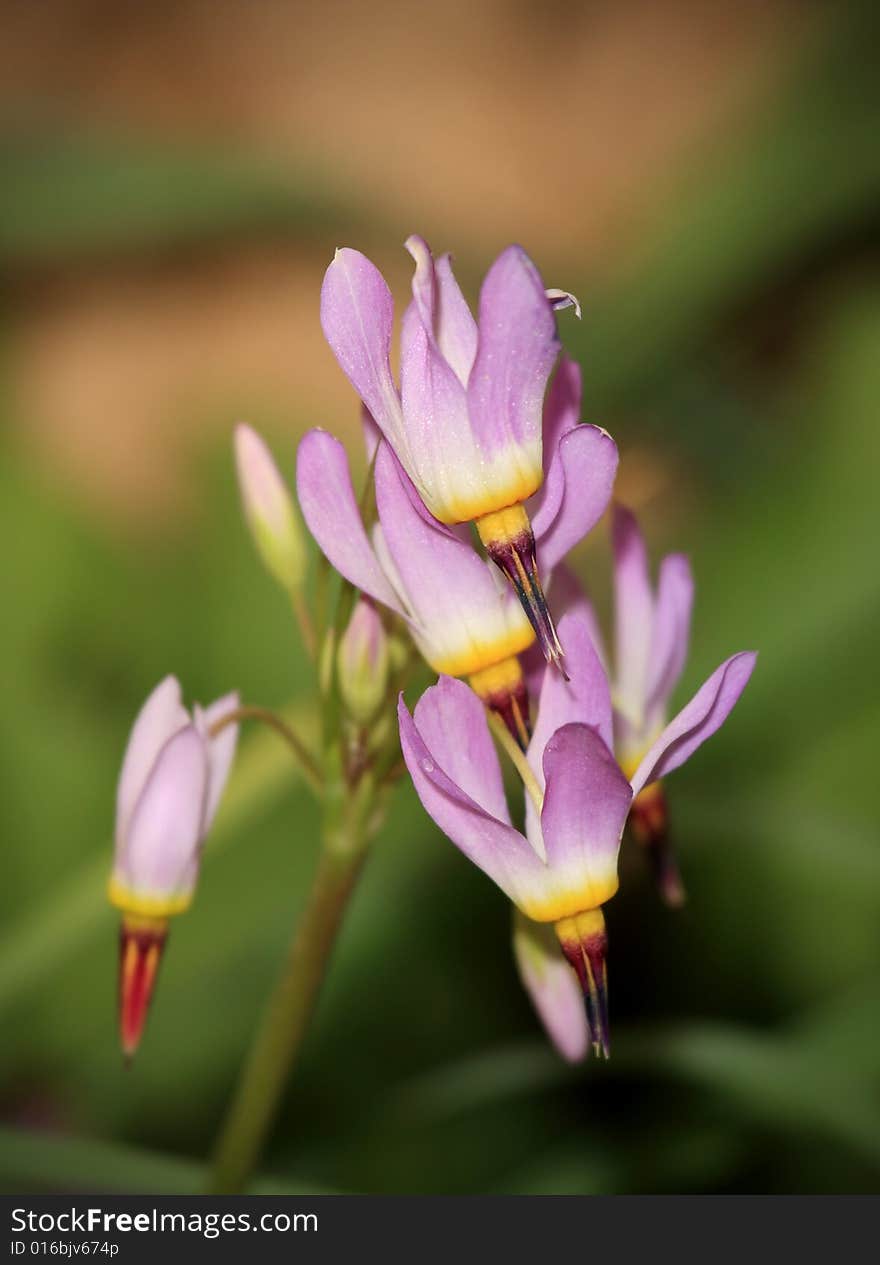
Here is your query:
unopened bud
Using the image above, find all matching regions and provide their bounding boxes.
[234,423,306,592]
[337,599,389,724]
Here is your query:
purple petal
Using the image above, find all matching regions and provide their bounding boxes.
[630,651,758,797]
[119,726,209,898]
[521,564,606,702]
[540,722,632,882]
[533,425,618,574]
[612,504,654,724]
[296,429,405,615]
[375,444,532,674]
[542,356,582,466]
[513,909,589,1063]
[467,245,560,457]
[194,691,240,831]
[399,301,481,520]
[645,553,694,718]
[529,606,614,775]
[404,236,478,387]
[412,676,510,822]
[115,675,189,851]
[320,248,406,448]
[361,404,382,463]
[435,253,478,384]
[398,690,546,908]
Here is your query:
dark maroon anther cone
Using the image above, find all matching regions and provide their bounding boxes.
[483,529,566,678]
[486,678,531,751]
[630,782,686,909]
[555,910,611,1059]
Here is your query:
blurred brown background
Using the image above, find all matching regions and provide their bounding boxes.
[4,0,814,519]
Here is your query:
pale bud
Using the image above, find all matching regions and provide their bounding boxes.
[337,599,389,724]
[234,423,306,592]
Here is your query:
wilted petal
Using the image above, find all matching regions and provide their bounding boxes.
[118,726,209,902]
[513,909,589,1063]
[630,651,757,797]
[533,426,618,574]
[296,429,405,615]
[194,691,240,832]
[115,676,189,851]
[375,444,533,675]
[645,553,694,719]
[540,723,632,896]
[398,690,546,908]
[320,248,407,452]
[545,288,582,319]
[612,504,654,725]
[467,245,560,456]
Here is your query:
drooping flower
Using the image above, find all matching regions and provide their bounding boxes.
[398,608,755,1057]
[296,358,617,746]
[608,504,697,905]
[320,235,586,670]
[109,676,239,1057]
[234,423,306,593]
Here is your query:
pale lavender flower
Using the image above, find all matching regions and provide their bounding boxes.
[109,676,238,1055]
[296,357,616,745]
[398,608,755,1057]
[319,235,591,669]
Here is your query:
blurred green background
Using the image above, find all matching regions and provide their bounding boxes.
[1,0,879,1194]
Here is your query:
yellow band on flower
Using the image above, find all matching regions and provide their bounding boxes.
[107,877,193,920]
[521,874,619,924]
[468,655,525,701]
[431,625,536,678]
[475,503,532,550]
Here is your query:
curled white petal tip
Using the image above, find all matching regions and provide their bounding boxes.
[546,288,582,320]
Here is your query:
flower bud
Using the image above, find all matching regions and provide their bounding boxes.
[109,677,239,1056]
[337,599,389,724]
[234,423,306,592]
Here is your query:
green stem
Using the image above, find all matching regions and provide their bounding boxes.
[207,844,365,1193]
[208,705,323,795]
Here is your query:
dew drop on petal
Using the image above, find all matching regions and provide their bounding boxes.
[420,758,435,774]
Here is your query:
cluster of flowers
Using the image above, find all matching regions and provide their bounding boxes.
[108,235,754,1062]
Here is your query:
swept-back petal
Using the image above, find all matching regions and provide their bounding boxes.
[529,607,614,772]
[533,425,618,574]
[194,691,240,832]
[540,722,632,887]
[115,675,189,851]
[404,236,478,387]
[412,676,510,823]
[467,245,560,456]
[645,553,694,718]
[399,302,483,520]
[296,429,405,615]
[320,248,406,453]
[630,651,757,797]
[398,692,546,909]
[612,504,654,725]
[375,444,532,675]
[118,726,209,899]
[542,356,582,471]
[513,909,589,1063]
[521,564,606,702]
